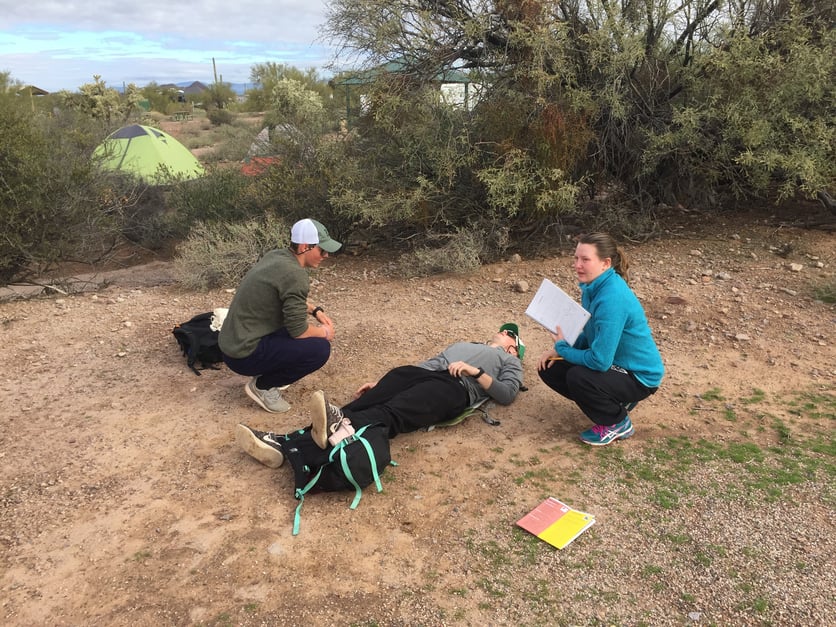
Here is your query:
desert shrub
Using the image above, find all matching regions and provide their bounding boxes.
[172,214,289,290]
[813,280,836,304]
[207,108,234,126]
[177,114,262,163]
[0,96,140,283]
[391,226,486,278]
[165,167,265,229]
[117,183,178,250]
[203,123,262,163]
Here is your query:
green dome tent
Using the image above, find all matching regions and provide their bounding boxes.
[93,124,204,183]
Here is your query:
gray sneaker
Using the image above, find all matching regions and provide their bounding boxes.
[245,378,291,413]
[310,390,347,449]
[235,424,284,468]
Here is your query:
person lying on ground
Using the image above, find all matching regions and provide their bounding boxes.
[235,322,526,468]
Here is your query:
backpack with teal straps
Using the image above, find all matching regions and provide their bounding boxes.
[277,423,394,535]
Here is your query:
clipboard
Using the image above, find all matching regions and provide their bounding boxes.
[525,278,591,346]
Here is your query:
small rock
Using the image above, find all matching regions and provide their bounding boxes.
[513,280,529,293]
[689,249,702,257]
[789,263,804,272]
[508,253,522,263]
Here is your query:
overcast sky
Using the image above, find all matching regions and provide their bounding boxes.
[0,1,338,92]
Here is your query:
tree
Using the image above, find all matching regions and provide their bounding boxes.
[58,75,142,127]
[322,0,835,229]
[263,77,328,131]
[204,81,237,112]
[140,82,182,114]
[245,63,330,109]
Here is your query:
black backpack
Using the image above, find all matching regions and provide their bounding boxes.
[276,423,393,535]
[172,312,224,375]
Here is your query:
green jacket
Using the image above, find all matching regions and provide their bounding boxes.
[219,249,309,358]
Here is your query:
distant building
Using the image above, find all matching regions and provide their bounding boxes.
[330,58,480,128]
[17,85,49,96]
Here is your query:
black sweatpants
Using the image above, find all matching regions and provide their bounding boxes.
[538,360,655,426]
[341,365,470,438]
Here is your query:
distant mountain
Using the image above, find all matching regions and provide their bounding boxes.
[169,81,250,95]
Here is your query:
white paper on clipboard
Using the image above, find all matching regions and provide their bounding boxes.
[525,278,591,346]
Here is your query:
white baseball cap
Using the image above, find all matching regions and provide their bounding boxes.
[290,218,342,253]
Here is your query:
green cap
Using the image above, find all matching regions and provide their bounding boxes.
[499,322,525,360]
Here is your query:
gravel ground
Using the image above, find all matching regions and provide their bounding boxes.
[0,210,833,625]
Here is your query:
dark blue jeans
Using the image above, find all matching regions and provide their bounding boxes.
[222,328,330,389]
[538,360,656,426]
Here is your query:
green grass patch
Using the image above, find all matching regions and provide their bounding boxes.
[699,387,725,401]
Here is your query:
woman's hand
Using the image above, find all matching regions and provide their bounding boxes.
[537,349,560,371]
[548,324,565,343]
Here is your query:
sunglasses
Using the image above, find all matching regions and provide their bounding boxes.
[502,329,520,352]
[501,328,526,358]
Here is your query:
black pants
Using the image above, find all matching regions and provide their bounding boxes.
[341,366,469,438]
[538,360,655,426]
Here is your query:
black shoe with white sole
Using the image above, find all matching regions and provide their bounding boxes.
[235,424,285,468]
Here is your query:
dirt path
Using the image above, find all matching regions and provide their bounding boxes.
[1,215,833,625]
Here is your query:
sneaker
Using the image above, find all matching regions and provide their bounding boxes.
[309,390,347,449]
[245,378,291,413]
[579,415,635,446]
[235,424,285,468]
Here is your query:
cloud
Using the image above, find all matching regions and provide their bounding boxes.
[0,0,336,91]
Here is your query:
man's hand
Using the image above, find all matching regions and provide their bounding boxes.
[447,360,477,378]
[315,310,334,327]
[352,381,376,400]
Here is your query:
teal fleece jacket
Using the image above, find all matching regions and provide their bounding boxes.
[555,268,664,388]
